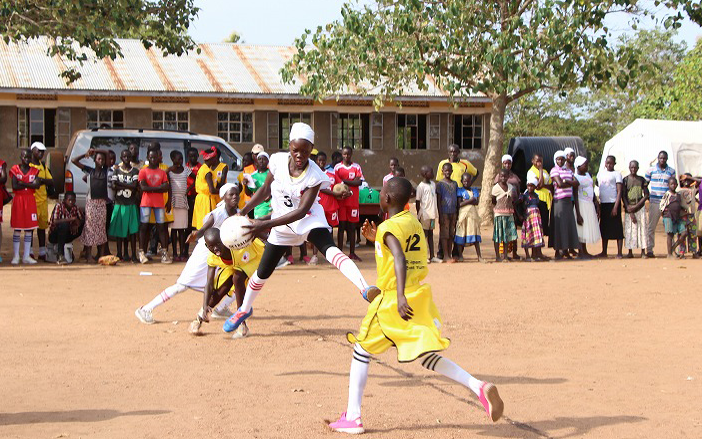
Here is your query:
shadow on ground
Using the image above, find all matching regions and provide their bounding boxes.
[0,409,170,426]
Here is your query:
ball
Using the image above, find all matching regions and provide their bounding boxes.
[220,216,254,250]
[333,183,349,195]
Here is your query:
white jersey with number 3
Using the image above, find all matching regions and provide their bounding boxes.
[268,152,331,245]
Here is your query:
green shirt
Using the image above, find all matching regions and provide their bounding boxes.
[252,170,271,219]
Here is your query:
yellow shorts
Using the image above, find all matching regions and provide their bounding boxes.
[347,283,450,362]
[36,201,49,229]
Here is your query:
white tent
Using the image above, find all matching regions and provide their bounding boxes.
[599,119,702,178]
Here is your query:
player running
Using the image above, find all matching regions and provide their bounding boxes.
[328,177,504,434]
[134,183,240,324]
[222,122,378,333]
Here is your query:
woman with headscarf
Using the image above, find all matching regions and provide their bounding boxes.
[493,154,521,259]
[549,151,580,259]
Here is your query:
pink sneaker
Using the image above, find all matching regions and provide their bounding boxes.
[478,382,504,422]
[302,256,311,264]
[328,412,364,434]
[286,255,294,265]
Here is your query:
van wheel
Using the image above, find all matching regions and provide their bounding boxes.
[47,151,65,198]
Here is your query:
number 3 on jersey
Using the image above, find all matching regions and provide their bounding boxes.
[404,233,420,252]
[283,195,293,207]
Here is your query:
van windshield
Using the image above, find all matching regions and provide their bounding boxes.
[190,141,241,171]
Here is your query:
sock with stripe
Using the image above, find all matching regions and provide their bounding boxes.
[239,272,266,313]
[143,283,188,311]
[421,353,482,397]
[346,343,371,420]
[23,231,33,259]
[214,294,236,313]
[325,247,369,291]
[13,230,21,259]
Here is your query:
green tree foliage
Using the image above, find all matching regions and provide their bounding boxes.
[224,31,243,44]
[0,0,199,83]
[281,0,685,221]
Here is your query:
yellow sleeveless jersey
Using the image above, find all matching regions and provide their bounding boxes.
[195,162,226,196]
[374,210,428,291]
[206,238,265,279]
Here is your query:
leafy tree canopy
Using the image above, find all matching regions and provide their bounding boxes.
[224,30,243,44]
[0,0,200,83]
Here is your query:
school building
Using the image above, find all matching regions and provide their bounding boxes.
[0,38,492,185]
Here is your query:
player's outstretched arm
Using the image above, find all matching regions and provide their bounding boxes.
[244,183,321,236]
[187,214,216,243]
[361,219,377,242]
[200,266,217,322]
[384,233,414,321]
[239,171,274,217]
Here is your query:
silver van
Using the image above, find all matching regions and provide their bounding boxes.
[49,128,242,206]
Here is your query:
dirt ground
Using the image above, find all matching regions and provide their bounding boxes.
[1,204,701,439]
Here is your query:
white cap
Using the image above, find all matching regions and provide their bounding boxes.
[526,177,539,186]
[219,182,236,199]
[501,154,512,163]
[289,122,315,145]
[574,156,587,168]
[257,152,270,161]
[251,144,264,154]
[31,142,46,151]
[553,151,566,163]
[564,147,575,156]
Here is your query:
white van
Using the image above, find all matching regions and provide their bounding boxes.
[49,128,243,206]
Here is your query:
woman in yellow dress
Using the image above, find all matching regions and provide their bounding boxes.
[192,146,228,229]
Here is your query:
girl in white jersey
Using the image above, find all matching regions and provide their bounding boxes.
[223,123,378,333]
[135,184,240,324]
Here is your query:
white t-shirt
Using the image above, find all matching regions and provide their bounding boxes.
[597,169,622,203]
[415,181,438,220]
[267,152,331,244]
[574,173,594,202]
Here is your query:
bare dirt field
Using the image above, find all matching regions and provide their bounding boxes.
[1,212,701,439]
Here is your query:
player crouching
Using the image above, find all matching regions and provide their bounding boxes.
[188,227,264,339]
[328,177,504,434]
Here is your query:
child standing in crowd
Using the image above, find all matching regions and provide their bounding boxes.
[455,172,482,262]
[676,173,698,257]
[249,152,272,219]
[105,149,117,256]
[109,150,140,262]
[573,157,600,259]
[49,191,84,264]
[9,149,40,265]
[192,146,228,229]
[237,151,255,213]
[335,146,364,261]
[520,178,546,261]
[168,150,191,262]
[622,160,649,258]
[436,162,458,263]
[660,176,687,258]
[29,142,53,260]
[492,169,517,262]
[383,157,400,187]
[550,151,580,260]
[596,155,624,258]
[680,174,702,255]
[415,165,439,263]
[185,147,201,255]
[138,149,171,264]
[0,157,7,262]
[526,153,552,237]
[312,151,346,265]
[71,148,109,263]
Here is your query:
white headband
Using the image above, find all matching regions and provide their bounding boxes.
[554,151,566,163]
[219,182,236,199]
[574,156,587,168]
[526,177,539,186]
[289,122,315,145]
[501,154,512,163]
[257,152,270,161]
[564,147,575,156]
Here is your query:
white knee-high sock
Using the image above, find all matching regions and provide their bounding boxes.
[421,353,483,397]
[240,272,266,312]
[143,283,188,311]
[13,230,21,258]
[325,247,369,291]
[23,231,33,259]
[215,294,236,312]
[346,344,371,420]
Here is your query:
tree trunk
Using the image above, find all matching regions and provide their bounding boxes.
[478,93,508,224]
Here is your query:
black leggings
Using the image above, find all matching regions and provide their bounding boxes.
[257,228,336,279]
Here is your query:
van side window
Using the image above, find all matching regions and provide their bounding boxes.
[140,139,185,166]
[90,137,139,159]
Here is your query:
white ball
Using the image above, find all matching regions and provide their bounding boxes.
[220,216,254,250]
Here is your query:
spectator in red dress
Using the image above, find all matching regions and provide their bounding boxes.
[9,149,40,265]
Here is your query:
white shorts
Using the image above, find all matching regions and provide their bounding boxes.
[268,204,330,246]
[175,241,209,291]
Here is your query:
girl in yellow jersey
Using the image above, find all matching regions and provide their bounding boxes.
[192,146,228,229]
[329,177,504,435]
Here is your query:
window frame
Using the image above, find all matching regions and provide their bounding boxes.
[87,109,124,129]
[334,113,370,150]
[396,113,427,150]
[17,108,65,148]
[217,111,254,143]
[453,114,484,150]
[278,112,312,149]
[152,110,189,131]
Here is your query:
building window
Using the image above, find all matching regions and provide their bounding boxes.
[396,114,427,150]
[87,110,124,129]
[371,113,383,150]
[453,115,483,149]
[218,112,253,143]
[18,108,71,148]
[279,113,312,148]
[152,111,189,131]
[333,113,369,149]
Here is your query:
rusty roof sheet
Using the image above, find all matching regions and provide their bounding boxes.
[0,37,484,99]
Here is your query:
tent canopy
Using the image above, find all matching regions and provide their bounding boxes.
[599,119,702,178]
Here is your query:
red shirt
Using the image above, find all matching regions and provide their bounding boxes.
[138,167,168,208]
[187,162,201,196]
[9,164,39,194]
[319,170,340,214]
[334,162,363,207]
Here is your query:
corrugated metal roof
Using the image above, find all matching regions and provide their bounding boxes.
[0,37,485,99]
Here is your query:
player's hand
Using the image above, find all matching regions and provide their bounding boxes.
[242,219,269,239]
[611,206,618,218]
[186,230,198,243]
[397,295,414,321]
[631,212,637,224]
[361,219,377,242]
[577,214,583,226]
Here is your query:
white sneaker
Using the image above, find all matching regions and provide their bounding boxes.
[135,307,154,324]
[430,257,444,264]
[160,249,172,264]
[138,250,149,264]
[212,307,233,320]
[22,256,38,265]
[11,255,20,265]
[308,255,319,265]
[276,257,291,269]
[188,319,203,335]
[232,322,249,340]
